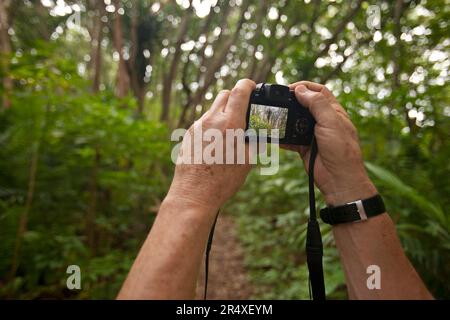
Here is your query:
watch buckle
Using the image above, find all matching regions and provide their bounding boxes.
[347,200,367,221]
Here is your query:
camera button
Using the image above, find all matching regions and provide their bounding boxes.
[296,118,309,134]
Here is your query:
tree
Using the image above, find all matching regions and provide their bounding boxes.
[113,0,131,98]
[0,0,12,109]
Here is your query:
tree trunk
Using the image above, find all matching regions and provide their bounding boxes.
[113,0,130,98]
[160,13,191,122]
[136,86,146,115]
[179,2,249,126]
[9,143,39,280]
[9,104,49,280]
[129,2,139,97]
[193,2,232,87]
[247,1,269,79]
[90,1,105,93]
[0,0,12,109]
[253,7,295,83]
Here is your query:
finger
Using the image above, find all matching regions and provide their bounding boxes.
[290,81,351,118]
[290,81,348,114]
[208,89,230,114]
[223,78,256,122]
[298,146,310,160]
[289,81,327,92]
[280,144,301,153]
[294,84,339,126]
[290,81,338,103]
[289,80,324,91]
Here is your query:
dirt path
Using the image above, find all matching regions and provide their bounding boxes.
[195,214,253,300]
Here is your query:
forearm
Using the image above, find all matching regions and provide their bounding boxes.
[331,196,432,299]
[117,79,254,299]
[117,194,217,299]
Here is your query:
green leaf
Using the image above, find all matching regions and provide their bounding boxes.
[365,162,447,229]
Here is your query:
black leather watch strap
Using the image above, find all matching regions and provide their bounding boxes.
[320,194,386,225]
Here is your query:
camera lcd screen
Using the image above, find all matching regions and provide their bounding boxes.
[248,103,288,139]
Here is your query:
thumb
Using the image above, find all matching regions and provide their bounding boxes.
[294,85,339,127]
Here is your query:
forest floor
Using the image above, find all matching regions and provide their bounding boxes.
[195,214,254,299]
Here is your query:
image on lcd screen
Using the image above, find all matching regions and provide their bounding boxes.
[248,104,288,138]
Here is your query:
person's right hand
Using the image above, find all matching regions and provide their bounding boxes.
[167,79,255,214]
[288,81,377,206]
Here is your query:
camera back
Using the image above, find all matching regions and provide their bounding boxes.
[245,83,315,145]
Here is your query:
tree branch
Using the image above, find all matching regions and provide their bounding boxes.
[320,36,372,83]
[179,2,250,126]
[315,0,363,60]
[160,5,193,121]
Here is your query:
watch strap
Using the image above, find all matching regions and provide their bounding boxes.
[320,194,385,225]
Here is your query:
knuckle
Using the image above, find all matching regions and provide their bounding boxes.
[311,92,326,104]
[231,86,246,97]
[349,124,359,138]
[335,107,350,119]
[201,116,213,128]
[202,113,222,128]
[340,118,359,140]
[320,85,332,95]
[227,118,245,130]
[219,89,231,96]
[349,121,358,132]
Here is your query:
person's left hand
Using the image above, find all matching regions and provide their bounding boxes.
[166,79,256,215]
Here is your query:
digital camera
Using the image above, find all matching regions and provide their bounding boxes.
[245,83,315,145]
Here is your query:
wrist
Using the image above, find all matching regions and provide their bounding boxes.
[323,179,378,207]
[163,188,220,218]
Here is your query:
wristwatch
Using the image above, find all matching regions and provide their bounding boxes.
[320,194,386,225]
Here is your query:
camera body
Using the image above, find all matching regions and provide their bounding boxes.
[245,83,315,145]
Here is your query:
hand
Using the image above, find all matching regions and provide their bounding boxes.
[166,79,256,214]
[288,81,377,206]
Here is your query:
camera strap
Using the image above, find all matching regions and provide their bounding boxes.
[204,138,325,300]
[204,210,219,299]
[306,137,326,300]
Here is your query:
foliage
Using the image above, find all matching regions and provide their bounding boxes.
[0,0,449,299]
[249,114,273,131]
[365,162,450,297]
[0,45,173,298]
[228,150,347,299]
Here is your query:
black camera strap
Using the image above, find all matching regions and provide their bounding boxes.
[204,211,219,299]
[306,137,326,300]
[203,138,325,300]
